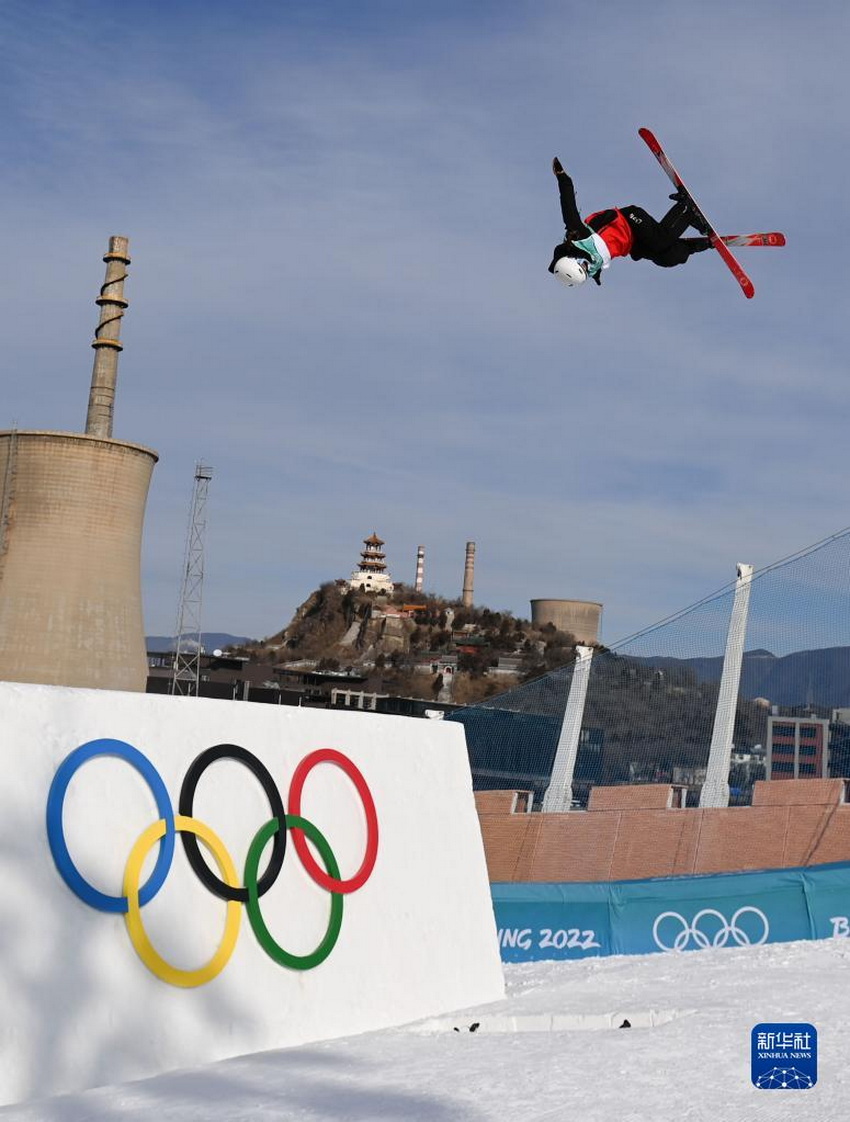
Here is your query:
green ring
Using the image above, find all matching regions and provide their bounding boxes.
[245,814,344,970]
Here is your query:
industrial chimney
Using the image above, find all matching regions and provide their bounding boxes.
[0,237,158,691]
[85,236,131,438]
[414,545,425,592]
[462,541,475,608]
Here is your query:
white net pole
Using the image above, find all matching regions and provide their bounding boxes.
[700,563,754,808]
[542,645,594,813]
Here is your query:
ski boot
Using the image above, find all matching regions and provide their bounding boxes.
[669,188,710,235]
[687,207,712,237]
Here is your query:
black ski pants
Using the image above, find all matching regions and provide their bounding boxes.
[622,202,697,267]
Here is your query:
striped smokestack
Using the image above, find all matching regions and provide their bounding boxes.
[85,236,131,438]
[414,545,425,592]
[462,541,475,608]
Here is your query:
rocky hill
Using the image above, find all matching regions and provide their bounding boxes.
[227,582,585,706]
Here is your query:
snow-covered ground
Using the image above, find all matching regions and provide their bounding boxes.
[4,938,849,1121]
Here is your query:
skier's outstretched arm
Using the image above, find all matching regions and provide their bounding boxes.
[553,158,589,236]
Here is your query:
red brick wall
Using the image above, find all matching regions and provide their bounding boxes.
[474,790,524,815]
[588,783,680,811]
[752,778,847,806]
[477,781,850,882]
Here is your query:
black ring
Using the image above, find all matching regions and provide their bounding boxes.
[179,744,287,902]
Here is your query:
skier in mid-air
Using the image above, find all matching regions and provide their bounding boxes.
[548,157,711,288]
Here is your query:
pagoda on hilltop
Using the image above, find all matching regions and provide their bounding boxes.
[349,531,394,594]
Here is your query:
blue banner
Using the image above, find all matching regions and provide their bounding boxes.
[492,861,850,962]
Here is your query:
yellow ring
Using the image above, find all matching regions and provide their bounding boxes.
[123,814,241,988]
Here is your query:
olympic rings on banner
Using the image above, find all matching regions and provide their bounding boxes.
[45,738,378,987]
[288,748,379,894]
[652,906,770,952]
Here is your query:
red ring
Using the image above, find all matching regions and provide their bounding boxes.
[288,748,378,893]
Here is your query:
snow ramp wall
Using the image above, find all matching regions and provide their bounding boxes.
[0,681,504,1106]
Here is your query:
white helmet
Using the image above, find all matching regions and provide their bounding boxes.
[553,256,589,287]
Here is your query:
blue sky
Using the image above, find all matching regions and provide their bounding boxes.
[1,0,848,648]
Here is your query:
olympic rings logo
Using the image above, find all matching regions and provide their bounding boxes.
[652,906,769,952]
[46,739,379,988]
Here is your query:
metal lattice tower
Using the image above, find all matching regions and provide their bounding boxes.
[171,462,213,696]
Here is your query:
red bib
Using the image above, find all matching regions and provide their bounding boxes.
[585,210,634,258]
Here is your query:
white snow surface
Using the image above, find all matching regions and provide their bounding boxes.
[4,937,848,1121]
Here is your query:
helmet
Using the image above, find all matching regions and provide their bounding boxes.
[553,256,589,287]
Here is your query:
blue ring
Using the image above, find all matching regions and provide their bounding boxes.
[46,739,175,914]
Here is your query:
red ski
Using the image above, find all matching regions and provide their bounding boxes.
[682,232,786,248]
[638,127,765,299]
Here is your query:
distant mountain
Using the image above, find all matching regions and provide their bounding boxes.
[146,633,253,653]
[636,647,850,708]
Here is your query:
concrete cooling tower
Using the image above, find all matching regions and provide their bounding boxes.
[530,598,603,645]
[0,237,158,691]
